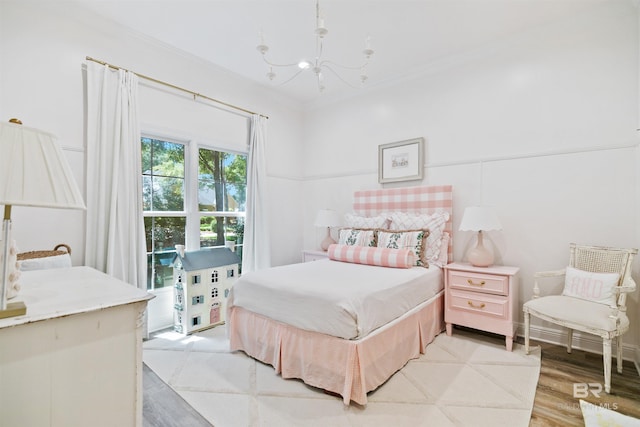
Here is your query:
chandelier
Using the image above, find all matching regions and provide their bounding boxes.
[256,0,374,93]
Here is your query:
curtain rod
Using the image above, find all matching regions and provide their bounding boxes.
[85,56,268,119]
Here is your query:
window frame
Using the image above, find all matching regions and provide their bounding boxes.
[142,131,247,291]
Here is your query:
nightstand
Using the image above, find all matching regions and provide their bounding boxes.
[302,249,329,262]
[444,262,520,351]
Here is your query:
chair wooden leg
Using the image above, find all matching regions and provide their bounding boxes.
[524,312,530,354]
[616,336,623,374]
[603,338,612,393]
[567,329,573,353]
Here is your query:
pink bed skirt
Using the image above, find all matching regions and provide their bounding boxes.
[228,291,444,405]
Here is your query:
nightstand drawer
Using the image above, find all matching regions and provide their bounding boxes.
[448,270,509,296]
[448,288,508,319]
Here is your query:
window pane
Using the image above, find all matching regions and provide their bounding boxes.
[151,139,184,177]
[144,216,186,290]
[198,148,246,212]
[142,137,152,172]
[200,216,243,247]
[142,138,185,212]
[151,176,184,211]
[142,176,152,211]
[200,215,244,273]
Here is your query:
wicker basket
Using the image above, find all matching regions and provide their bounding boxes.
[17,244,71,261]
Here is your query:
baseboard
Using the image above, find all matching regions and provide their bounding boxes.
[517,322,639,367]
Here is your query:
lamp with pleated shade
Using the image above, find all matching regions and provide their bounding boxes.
[0,119,86,318]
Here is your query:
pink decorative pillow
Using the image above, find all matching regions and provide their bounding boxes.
[562,266,620,306]
[327,244,415,269]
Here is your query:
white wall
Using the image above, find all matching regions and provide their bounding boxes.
[301,1,640,356]
[0,1,305,270]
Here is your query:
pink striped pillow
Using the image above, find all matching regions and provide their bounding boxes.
[327,244,415,269]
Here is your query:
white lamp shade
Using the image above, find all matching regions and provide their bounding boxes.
[459,206,502,232]
[0,121,85,210]
[314,209,341,227]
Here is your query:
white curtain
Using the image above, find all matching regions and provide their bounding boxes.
[242,114,271,272]
[85,62,146,290]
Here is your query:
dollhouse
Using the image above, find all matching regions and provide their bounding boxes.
[172,247,241,334]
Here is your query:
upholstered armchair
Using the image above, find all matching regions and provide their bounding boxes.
[523,243,637,393]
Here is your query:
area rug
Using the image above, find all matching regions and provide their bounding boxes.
[143,326,541,427]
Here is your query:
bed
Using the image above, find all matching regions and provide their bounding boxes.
[228,185,453,405]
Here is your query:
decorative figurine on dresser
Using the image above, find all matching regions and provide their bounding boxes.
[172,245,241,334]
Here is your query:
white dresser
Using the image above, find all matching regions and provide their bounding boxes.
[0,266,153,427]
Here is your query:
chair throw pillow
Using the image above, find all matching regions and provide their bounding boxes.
[562,266,620,306]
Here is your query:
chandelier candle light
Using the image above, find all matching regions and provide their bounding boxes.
[459,206,502,268]
[0,119,86,319]
[256,0,374,92]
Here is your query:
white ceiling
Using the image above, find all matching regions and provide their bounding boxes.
[74,0,608,106]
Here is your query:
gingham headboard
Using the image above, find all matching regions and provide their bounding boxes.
[353,185,453,263]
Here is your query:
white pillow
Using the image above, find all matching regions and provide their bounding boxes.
[562,266,620,306]
[344,213,389,229]
[19,254,72,271]
[433,232,450,267]
[389,211,449,264]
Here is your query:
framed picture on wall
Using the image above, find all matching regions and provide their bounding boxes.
[378,137,424,183]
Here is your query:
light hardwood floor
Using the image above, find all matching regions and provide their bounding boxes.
[528,338,640,426]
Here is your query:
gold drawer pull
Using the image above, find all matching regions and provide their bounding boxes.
[467,279,486,287]
[468,301,486,309]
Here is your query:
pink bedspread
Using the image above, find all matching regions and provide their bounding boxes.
[228,291,444,405]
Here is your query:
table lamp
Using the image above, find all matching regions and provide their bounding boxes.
[0,119,86,319]
[459,206,502,267]
[314,209,341,251]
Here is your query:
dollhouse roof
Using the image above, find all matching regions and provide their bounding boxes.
[172,247,241,271]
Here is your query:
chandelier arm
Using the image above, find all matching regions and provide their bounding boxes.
[322,64,363,89]
[273,68,308,86]
[320,59,371,70]
[261,57,302,68]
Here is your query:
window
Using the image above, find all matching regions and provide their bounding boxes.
[142,136,246,291]
[197,147,246,259]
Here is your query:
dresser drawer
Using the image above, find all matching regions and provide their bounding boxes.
[448,288,509,319]
[448,270,509,296]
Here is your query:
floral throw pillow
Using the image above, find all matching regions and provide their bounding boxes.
[338,228,377,247]
[377,229,429,267]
